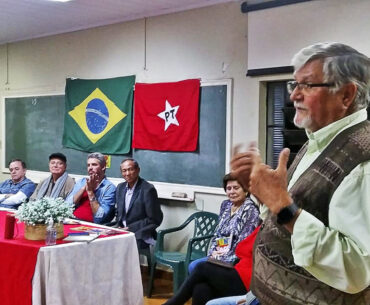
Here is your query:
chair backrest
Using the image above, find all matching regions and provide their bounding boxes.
[188,211,218,258]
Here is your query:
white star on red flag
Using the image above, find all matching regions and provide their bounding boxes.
[157,100,180,131]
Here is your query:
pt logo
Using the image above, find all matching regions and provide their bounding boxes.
[158,100,180,131]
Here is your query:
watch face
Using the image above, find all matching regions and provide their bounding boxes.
[277,203,299,225]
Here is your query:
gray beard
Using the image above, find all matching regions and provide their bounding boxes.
[293,113,312,132]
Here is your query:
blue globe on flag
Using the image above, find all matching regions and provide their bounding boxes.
[68,87,127,144]
[86,98,109,134]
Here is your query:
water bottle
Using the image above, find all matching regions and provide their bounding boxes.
[45,219,57,246]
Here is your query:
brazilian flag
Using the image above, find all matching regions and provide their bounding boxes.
[62,75,135,154]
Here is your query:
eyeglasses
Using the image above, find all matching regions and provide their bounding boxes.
[287,81,335,94]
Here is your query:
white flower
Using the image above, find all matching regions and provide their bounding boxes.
[15,197,74,226]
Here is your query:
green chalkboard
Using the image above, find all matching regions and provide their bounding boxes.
[5,85,227,187]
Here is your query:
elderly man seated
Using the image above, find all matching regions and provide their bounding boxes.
[115,158,163,249]
[31,152,75,200]
[0,159,36,209]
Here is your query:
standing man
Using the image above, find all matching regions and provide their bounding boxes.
[116,158,163,249]
[66,152,115,224]
[0,159,36,209]
[232,42,370,304]
[31,152,75,200]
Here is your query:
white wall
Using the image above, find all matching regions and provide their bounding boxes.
[244,0,370,157]
[247,0,370,70]
[0,3,248,249]
[1,0,370,250]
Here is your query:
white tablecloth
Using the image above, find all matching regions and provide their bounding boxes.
[32,231,143,305]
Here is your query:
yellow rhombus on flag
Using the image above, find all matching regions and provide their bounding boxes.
[68,88,126,144]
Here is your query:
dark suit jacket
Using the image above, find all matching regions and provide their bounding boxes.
[115,177,163,243]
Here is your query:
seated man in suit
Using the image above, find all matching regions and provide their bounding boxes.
[31,152,75,200]
[116,158,163,249]
[0,159,36,209]
[66,152,116,224]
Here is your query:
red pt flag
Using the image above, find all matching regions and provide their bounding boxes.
[133,79,200,151]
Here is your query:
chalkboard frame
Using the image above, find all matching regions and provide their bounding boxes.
[1,79,232,200]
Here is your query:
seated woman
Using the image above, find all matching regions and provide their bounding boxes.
[163,226,261,305]
[188,174,260,273]
[31,153,75,200]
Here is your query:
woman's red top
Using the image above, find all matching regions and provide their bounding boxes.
[234,225,261,290]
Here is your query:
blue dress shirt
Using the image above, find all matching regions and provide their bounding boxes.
[66,177,116,224]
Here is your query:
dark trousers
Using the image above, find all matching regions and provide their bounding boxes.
[163,261,247,305]
[136,238,149,249]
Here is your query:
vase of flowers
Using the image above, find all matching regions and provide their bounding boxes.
[15,197,74,240]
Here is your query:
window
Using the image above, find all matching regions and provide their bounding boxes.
[266,81,370,169]
[266,81,307,168]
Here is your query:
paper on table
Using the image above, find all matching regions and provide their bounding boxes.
[70,226,122,235]
[69,226,92,232]
[63,234,99,242]
[63,219,81,225]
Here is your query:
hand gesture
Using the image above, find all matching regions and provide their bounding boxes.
[230,142,260,191]
[86,173,100,192]
[249,148,292,214]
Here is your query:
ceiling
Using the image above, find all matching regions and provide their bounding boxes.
[0,0,277,45]
[0,0,249,45]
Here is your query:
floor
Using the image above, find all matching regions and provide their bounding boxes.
[141,266,191,305]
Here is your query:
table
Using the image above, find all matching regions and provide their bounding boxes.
[0,209,143,305]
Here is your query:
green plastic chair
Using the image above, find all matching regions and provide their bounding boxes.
[147,211,219,297]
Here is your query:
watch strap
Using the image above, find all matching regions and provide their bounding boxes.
[276,202,299,225]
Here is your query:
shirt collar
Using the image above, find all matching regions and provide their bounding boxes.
[11,176,26,185]
[95,176,106,190]
[126,179,138,191]
[305,109,367,153]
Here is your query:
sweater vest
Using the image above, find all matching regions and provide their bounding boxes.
[251,120,370,305]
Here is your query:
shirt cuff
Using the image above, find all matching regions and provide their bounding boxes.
[94,206,104,219]
[291,209,325,267]
[2,191,27,205]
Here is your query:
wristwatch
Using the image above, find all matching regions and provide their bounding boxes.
[276,202,299,225]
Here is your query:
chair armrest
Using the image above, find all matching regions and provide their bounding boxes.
[184,234,214,267]
[157,216,194,235]
[155,218,194,252]
[157,226,184,235]
[189,234,214,244]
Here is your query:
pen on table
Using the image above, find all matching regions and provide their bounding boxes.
[68,232,90,236]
